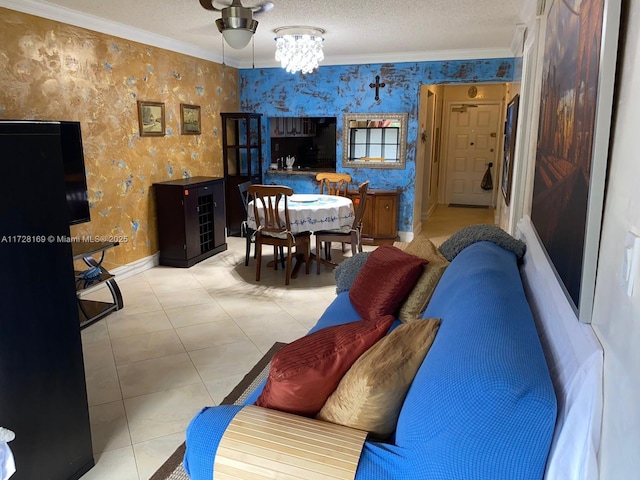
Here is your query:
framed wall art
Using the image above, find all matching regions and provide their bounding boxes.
[181,104,201,135]
[501,94,519,206]
[530,0,621,323]
[137,101,165,137]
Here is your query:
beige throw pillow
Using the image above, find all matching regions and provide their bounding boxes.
[398,237,449,323]
[316,318,441,439]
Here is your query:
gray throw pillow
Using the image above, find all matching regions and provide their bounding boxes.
[439,224,526,262]
[334,252,371,294]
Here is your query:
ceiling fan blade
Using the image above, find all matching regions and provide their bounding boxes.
[252,1,274,14]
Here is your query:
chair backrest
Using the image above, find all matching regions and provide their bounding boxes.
[238,180,253,216]
[248,184,294,235]
[316,172,351,196]
[352,181,370,229]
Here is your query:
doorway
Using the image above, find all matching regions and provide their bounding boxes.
[443,103,501,206]
[415,84,507,233]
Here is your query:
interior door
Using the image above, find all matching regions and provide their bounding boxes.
[444,104,500,206]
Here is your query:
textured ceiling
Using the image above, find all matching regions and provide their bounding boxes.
[5,0,525,68]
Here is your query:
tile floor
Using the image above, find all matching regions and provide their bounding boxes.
[79,204,494,480]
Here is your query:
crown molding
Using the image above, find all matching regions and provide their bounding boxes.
[2,0,514,71]
[0,0,243,68]
[244,47,515,70]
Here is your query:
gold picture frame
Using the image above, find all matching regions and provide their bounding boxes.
[137,101,165,137]
[180,104,201,135]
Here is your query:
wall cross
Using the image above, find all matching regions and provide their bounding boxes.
[369,75,386,101]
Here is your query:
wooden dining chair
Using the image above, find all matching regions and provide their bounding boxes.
[316,172,351,196]
[249,185,311,285]
[238,181,258,266]
[315,180,369,273]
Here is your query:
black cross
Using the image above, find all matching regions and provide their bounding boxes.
[369,75,386,101]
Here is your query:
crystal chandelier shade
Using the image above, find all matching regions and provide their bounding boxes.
[274,27,325,74]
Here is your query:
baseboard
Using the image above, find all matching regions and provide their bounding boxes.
[77,252,159,297]
[110,252,159,280]
[398,230,413,242]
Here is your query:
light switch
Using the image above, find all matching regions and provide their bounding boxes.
[623,231,640,297]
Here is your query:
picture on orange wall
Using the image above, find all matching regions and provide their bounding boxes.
[181,104,201,135]
[137,101,165,137]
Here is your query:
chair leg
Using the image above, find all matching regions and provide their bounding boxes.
[304,238,311,275]
[316,235,322,274]
[255,242,262,281]
[245,235,251,266]
[273,246,279,270]
[285,245,293,285]
[351,232,358,256]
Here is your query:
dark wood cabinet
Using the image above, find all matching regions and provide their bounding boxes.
[154,177,227,267]
[0,121,94,480]
[221,113,263,236]
[348,189,399,245]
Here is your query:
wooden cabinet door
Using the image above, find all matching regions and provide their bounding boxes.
[372,194,398,239]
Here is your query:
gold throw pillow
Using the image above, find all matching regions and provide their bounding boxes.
[316,318,441,439]
[398,237,449,323]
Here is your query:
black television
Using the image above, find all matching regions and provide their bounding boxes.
[0,120,91,225]
[59,121,91,225]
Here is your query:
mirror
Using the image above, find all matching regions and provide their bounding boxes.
[343,113,408,169]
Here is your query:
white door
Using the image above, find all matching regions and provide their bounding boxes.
[444,104,500,206]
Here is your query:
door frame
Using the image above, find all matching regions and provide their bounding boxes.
[439,99,506,207]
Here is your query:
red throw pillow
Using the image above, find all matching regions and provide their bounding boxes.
[255,315,394,417]
[349,245,428,320]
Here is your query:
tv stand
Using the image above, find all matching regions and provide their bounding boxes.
[72,241,124,329]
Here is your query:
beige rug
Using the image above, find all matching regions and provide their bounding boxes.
[149,342,286,480]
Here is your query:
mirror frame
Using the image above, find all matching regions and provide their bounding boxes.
[342,112,408,169]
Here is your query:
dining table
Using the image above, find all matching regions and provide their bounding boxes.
[247,193,355,277]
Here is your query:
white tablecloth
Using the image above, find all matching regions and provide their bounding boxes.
[247,194,354,234]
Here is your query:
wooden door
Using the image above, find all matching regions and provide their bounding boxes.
[444,104,500,206]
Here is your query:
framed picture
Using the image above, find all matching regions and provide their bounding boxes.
[137,101,165,137]
[530,0,621,323]
[181,104,201,135]
[501,94,519,206]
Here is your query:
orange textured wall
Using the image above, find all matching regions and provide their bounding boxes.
[0,8,239,268]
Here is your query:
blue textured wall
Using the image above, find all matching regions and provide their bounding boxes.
[239,59,513,234]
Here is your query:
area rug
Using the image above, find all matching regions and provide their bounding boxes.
[149,342,286,480]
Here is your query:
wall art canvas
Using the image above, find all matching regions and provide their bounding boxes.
[531,0,620,322]
[502,94,519,206]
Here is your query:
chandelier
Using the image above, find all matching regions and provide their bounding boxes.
[274,27,325,74]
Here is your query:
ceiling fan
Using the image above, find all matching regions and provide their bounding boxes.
[199,0,274,49]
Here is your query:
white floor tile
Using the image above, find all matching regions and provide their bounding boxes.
[111,330,186,365]
[155,287,216,309]
[132,432,185,480]
[89,400,131,454]
[164,302,231,329]
[117,352,201,398]
[124,383,213,444]
[79,445,139,480]
[106,310,173,339]
[175,318,249,351]
[188,340,262,382]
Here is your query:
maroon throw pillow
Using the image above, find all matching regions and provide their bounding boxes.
[349,245,428,320]
[255,315,394,417]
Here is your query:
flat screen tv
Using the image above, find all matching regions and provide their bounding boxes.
[0,120,90,225]
[59,121,91,225]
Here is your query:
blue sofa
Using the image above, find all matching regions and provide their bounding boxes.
[184,241,557,479]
